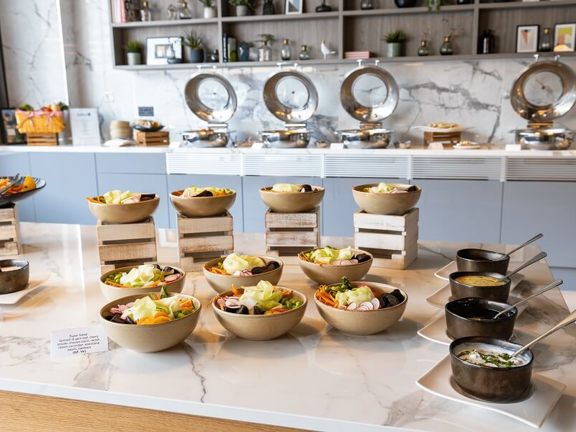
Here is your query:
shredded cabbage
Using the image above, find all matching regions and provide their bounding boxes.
[222,253,265,274]
[118,264,163,287]
[308,246,354,264]
[103,190,140,204]
[239,280,283,311]
[127,296,157,321]
[335,286,374,308]
[271,183,301,192]
[182,186,232,197]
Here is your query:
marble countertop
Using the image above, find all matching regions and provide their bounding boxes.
[1,223,575,431]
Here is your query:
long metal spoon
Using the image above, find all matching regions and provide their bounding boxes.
[505,251,548,278]
[493,279,563,319]
[504,233,543,258]
[512,309,576,357]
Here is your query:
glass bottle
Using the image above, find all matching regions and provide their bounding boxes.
[360,0,373,10]
[316,0,332,12]
[208,49,219,63]
[258,42,271,62]
[440,35,453,55]
[281,39,292,61]
[228,37,238,62]
[417,40,430,56]
[178,0,192,19]
[140,0,152,21]
[262,0,275,15]
[478,29,495,54]
[298,44,311,60]
[539,27,553,52]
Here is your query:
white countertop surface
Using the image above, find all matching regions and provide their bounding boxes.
[0,223,575,431]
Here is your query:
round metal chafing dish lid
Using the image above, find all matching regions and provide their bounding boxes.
[184,73,237,123]
[510,60,576,122]
[340,66,399,123]
[263,71,319,123]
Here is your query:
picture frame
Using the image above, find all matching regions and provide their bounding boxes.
[553,23,576,52]
[0,108,26,144]
[286,0,303,15]
[145,37,183,65]
[516,25,539,53]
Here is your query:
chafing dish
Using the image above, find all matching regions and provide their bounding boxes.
[338,124,392,149]
[183,73,237,147]
[514,127,573,150]
[260,126,310,148]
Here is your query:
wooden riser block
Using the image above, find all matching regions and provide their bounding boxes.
[265,210,319,229]
[177,212,233,234]
[354,208,419,232]
[0,225,18,241]
[97,218,156,243]
[98,241,157,263]
[0,241,20,257]
[354,229,418,251]
[363,245,418,270]
[178,235,233,254]
[134,131,169,146]
[100,259,157,274]
[265,230,319,248]
[26,133,58,146]
[0,204,21,256]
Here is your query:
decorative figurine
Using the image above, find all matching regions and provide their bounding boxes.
[263,0,275,15]
[208,49,219,62]
[140,0,152,21]
[167,4,177,19]
[178,0,192,19]
[320,40,336,60]
[360,0,373,10]
[315,0,332,12]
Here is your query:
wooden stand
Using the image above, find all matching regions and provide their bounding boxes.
[424,131,461,147]
[26,133,58,146]
[96,217,157,274]
[177,212,234,272]
[265,207,320,260]
[0,204,22,256]
[354,208,419,269]
[134,131,169,146]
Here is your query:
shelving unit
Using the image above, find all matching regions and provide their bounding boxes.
[109,0,576,69]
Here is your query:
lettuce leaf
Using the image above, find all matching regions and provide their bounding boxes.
[239,280,283,311]
[335,286,374,308]
[222,253,265,274]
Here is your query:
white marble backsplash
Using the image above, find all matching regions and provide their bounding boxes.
[1,0,575,145]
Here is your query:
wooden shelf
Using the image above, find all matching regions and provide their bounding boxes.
[111,18,219,28]
[221,11,340,22]
[479,0,576,10]
[342,5,475,16]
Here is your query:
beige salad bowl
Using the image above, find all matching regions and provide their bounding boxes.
[100,293,201,353]
[259,186,324,213]
[170,189,236,217]
[99,264,186,301]
[314,281,407,335]
[203,256,284,294]
[297,248,373,285]
[86,195,160,224]
[352,184,421,215]
[211,288,307,341]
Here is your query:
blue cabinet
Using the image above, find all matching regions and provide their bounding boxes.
[167,175,243,231]
[322,177,408,237]
[29,152,98,224]
[0,152,35,221]
[97,174,170,229]
[416,180,503,243]
[242,176,321,233]
[96,153,166,174]
[501,182,576,268]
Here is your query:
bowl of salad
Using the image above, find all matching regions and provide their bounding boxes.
[203,253,283,294]
[86,190,159,224]
[314,277,407,335]
[212,281,307,340]
[260,183,324,213]
[170,186,236,218]
[100,289,201,352]
[298,246,373,285]
[100,264,185,301]
[352,182,421,215]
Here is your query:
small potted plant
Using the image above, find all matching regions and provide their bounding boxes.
[125,40,143,65]
[229,0,253,16]
[183,31,204,63]
[384,30,407,58]
[198,0,217,18]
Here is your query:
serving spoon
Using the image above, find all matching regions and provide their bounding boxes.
[503,233,543,258]
[493,279,563,319]
[512,308,576,357]
[504,251,548,278]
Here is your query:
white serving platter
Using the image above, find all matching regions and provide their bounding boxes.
[0,277,49,305]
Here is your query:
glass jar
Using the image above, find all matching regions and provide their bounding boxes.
[298,44,311,60]
[228,37,238,62]
[281,39,292,61]
[140,0,152,21]
[417,40,430,56]
[539,27,553,52]
[360,0,373,10]
[440,35,454,55]
[258,42,271,62]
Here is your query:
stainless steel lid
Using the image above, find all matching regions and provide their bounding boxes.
[184,73,237,123]
[511,59,576,122]
[263,71,318,123]
[340,66,399,123]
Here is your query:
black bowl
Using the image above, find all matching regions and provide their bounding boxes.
[456,248,509,274]
[0,259,30,294]
[445,297,517,340]
[449,271,511,303]
[450,337,533,402]
[0,177,46,207]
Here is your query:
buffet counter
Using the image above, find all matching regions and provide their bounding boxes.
[0,223,575,432]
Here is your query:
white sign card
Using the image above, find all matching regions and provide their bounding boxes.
[50,325,108,358]
[70,108,101,146]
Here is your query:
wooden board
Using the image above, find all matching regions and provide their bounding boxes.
[178,212,233,234]
[97,218,156,242]
[134,130,169,146]
[26,132,58,146]
[265,210,319,229]
[354,208,419,232]
[265,207,320,255]
[0,204,21,256]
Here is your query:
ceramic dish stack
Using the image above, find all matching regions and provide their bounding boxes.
[86,192,159,274]
[352,182,421,269]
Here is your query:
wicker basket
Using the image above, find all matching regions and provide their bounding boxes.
[15,110,65,134]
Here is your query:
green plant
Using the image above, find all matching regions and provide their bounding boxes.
[384,30,407,44]
[183,31,203,49]
[125,40,142,53]
[198,0,215,7]
[228,0,254,8]
[257,33,275,46]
